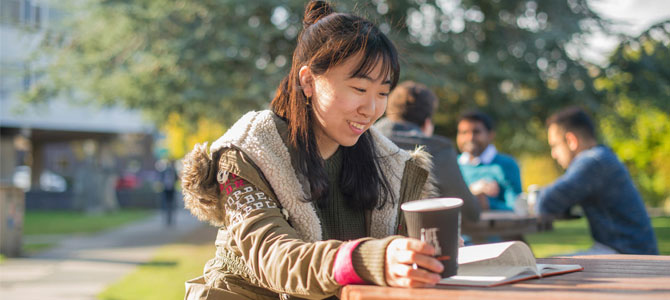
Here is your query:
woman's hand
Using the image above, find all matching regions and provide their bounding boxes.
[384,238,444,288]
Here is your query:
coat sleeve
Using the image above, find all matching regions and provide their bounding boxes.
[219,173,388,298]
[536,155,604,216]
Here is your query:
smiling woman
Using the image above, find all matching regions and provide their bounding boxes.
[301,52,392,159]
[178,1,449,299]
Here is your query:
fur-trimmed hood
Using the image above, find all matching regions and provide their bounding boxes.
[182,110,435,242]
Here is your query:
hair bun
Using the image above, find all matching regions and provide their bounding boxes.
[303,1,334,29]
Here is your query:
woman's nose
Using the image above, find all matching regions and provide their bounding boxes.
[358,95,376,117]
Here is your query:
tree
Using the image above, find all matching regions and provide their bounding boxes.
[27,0,306,125]
[27,0,606,156]
[596,20,670,206]
[379,0,606,153]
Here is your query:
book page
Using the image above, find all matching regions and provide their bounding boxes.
[452,265,536,278]
[457,241,538,272]
[439,242,583,286]
[438,241,539,286]
[536,264,584,277]
[441,266,537,286]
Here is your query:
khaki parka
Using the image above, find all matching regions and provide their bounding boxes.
[181,111,436,300]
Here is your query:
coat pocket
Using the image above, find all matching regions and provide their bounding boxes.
[185,276,252,300]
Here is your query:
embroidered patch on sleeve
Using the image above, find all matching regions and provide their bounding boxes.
[220,174,278,225]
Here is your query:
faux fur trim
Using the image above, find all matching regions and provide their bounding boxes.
[408,146,439,200]
[181,142,226,226]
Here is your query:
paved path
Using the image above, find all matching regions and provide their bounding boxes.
[0,208,216,300]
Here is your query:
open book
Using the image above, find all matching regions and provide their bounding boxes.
[439,241,583,287]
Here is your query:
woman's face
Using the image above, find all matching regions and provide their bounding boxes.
[301,53,391,159]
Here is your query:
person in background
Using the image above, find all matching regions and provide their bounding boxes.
[456,111,522,211]
[537,106,658,255]
[375,81,480,222]
[157,159,178,226]
[180,2,448,299]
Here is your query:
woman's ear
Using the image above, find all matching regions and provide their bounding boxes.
[298,66,314,98]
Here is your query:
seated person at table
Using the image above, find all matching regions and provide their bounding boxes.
[456,111,522,211]
[375,81,480,222]
[536,107,658,255]
[180,2,447,299]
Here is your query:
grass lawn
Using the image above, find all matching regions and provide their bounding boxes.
[24,210,153,235]
[21,210,153,255]
[527,216,670,257]
[98,216,670,300]
[99,241,215,300]
[23,243,54,254]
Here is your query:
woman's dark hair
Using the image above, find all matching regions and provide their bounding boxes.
[271,0,400,210]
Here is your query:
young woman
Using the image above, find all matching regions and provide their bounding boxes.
[181,1,444,299]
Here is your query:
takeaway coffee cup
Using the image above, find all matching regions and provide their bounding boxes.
[401,197,463,278]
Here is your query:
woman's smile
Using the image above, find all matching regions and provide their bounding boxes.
[348,120,367,132]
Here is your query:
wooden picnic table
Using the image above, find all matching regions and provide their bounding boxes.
[461,211,553,243]
[341,254,670,300]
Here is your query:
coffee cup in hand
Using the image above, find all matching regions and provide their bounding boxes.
[401,197,463,278]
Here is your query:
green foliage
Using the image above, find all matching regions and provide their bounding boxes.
[27,0,604,155]
[598,21,670,112]
[381,0,605,154]
[29,1,666,204]
[161,113,227,159]
[600,102,670,206]
[596,20,670,206]
[519,154,561,191]
[28,0,306,128]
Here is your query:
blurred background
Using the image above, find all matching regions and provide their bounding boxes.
[0,0,668,299]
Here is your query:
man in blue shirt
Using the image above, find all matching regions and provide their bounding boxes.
[457,111,522,211]
[537,107,658,255]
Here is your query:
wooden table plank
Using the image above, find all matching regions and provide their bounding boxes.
[341,255,670,300]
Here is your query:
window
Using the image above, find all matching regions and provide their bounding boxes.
[0,0,42,28]
[0,0,22,25]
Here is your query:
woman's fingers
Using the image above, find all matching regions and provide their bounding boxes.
[385,238,445,288]
[387,259,442,286]
[391,237,435,255]
[393,249,443,274]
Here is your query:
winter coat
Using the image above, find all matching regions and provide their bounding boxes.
[181,110,435,299]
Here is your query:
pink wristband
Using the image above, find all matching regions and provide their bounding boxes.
[333,240,366,285]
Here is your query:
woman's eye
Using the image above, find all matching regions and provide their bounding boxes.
[379,92,389,97]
